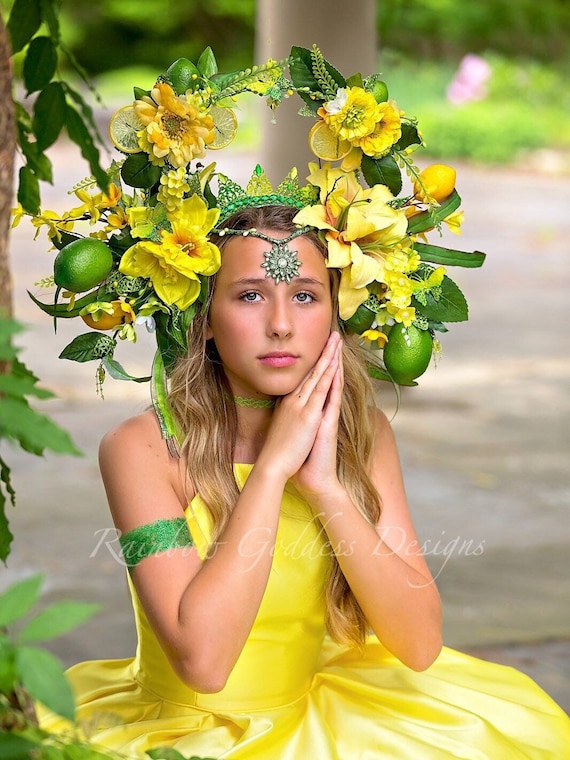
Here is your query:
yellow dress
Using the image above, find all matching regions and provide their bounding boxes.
[43,465,570,758]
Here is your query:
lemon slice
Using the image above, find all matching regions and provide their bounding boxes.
[209,106,238,150]
[308,120,352,161]
[109,105,145,153]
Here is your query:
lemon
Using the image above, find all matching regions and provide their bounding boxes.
[166,57,200,95]
[109,106,145,154]
[383,324,433,385]
[81,301,133,331]
[308,120,352,161]
[54,238,113,294]
[209,106,238,150]
[413,164,456,203]
[371,80,389,103]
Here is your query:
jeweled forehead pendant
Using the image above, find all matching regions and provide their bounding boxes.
[260,234,302,284]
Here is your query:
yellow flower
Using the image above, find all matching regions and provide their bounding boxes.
[135,83,215,168]
[319,87,381,143]
[443,209,464,235]
[119,195,221,310]
[357,101,402,158]
[386,303,415,327]
[29,210,75,242]
[294,164,409,320]
[127,207,155,239]
[360,329,388,347]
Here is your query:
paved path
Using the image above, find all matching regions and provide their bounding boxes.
[3,141,570,712]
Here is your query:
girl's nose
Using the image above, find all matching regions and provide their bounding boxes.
[267,298,293,338]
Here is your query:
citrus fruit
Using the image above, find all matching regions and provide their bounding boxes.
[383,324,433,385]
[208,106,238,150]
[413,164,456,203]
[109,106,145,154]
[166,57,200,95]
[344,304,375,334]
[371,80,389,103]
[308,120,352,161]
[53,238,113,293]
[81,301,133,331]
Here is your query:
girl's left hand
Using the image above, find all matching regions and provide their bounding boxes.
[292,339,344,504]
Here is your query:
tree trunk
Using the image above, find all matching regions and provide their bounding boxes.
[0,13,15,323]
[256,0,377,182]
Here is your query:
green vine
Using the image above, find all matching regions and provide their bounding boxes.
[310,45,340,100]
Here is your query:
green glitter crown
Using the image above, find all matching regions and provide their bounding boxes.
[216,164,318,224]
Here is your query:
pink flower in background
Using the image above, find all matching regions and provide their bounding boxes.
[447,54,492,105]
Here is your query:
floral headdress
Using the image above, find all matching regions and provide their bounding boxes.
[20,44,484,404]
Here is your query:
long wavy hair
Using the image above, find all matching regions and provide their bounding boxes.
[167,205,381,647]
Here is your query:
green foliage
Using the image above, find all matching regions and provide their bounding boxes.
[5,0,108,213]
[0,318,81,562]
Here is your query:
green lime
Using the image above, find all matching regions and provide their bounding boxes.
[166,58,200,95]
[383,324,433,385]
[54,238,113,293]
[371,80,389,103]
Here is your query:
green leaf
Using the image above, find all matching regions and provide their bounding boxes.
[0,732,39,759]
[16,645,75,720]
[0,461,15,563]
[65,105,109,192]
[101,358,150,383]
[7,0,42,53]
[0,396,81,456]
[33,81,66,151]
[413,275,468,323]
[20,601,100,643]
[146,749,188,760]
[0,635,17,692]
[59,332,116,363]
[414,241,486,268]
[395,122,421,151]
[23,36,58,93]
[120,152,162,190]
[28,288,101,319]
[18,137,53,183]
[0,373,52,399]
[361,154,402,196]
[17,165,40,215]
[289,45,346,113]
[62,82,105,153]
[406,190,461,234]
[38,0,61,42]
[197,46,218,78]
[0,574,43,627]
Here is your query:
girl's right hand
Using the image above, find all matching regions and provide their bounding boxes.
[256,332,341,482]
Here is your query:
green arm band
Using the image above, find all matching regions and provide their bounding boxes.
[119,517,194,572]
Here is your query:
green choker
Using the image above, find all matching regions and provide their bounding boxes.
[233,394,276,409]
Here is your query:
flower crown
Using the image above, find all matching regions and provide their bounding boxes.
[20,44,485,400]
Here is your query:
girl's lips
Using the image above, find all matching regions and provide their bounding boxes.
[258,354,298,367]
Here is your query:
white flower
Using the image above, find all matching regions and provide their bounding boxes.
[323,88,348,115]
[136,315,156,333]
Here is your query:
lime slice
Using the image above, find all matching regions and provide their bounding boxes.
[308,120,352,161]
[209,106,238,150]
[109,105,145,154]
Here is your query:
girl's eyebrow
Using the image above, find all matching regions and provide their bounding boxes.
[230,277,327,288]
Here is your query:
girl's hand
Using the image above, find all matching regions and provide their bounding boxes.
[256,332,341,483]
[292,338,344,503]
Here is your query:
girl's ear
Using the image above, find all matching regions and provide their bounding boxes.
[205,324,213,340]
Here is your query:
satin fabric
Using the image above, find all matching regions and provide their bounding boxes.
[42,464,570,758]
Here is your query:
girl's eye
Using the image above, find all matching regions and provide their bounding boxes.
[240,291,261,302]
[294,291,315,303]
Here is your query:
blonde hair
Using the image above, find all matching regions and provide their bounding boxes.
[167,206,381,647]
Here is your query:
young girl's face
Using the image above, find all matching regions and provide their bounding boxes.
[206,232,334,399]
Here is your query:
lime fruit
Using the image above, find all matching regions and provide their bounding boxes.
[308,120,352,161]
[81,301,133,331]
[383,324,433,385]
[413,164,456,203]
[166,58,200,95]
[371,80,389,103]
[209,106,238,150]
[109,105,145,154]
[54,238,113,293]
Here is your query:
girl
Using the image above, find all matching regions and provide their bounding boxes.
[51,205,569,758]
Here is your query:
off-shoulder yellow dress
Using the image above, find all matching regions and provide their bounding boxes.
[43,465,570,758]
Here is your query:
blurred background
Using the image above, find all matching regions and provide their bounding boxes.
[2,0,570,711]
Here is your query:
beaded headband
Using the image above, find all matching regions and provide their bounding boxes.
[22,43,485,424]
